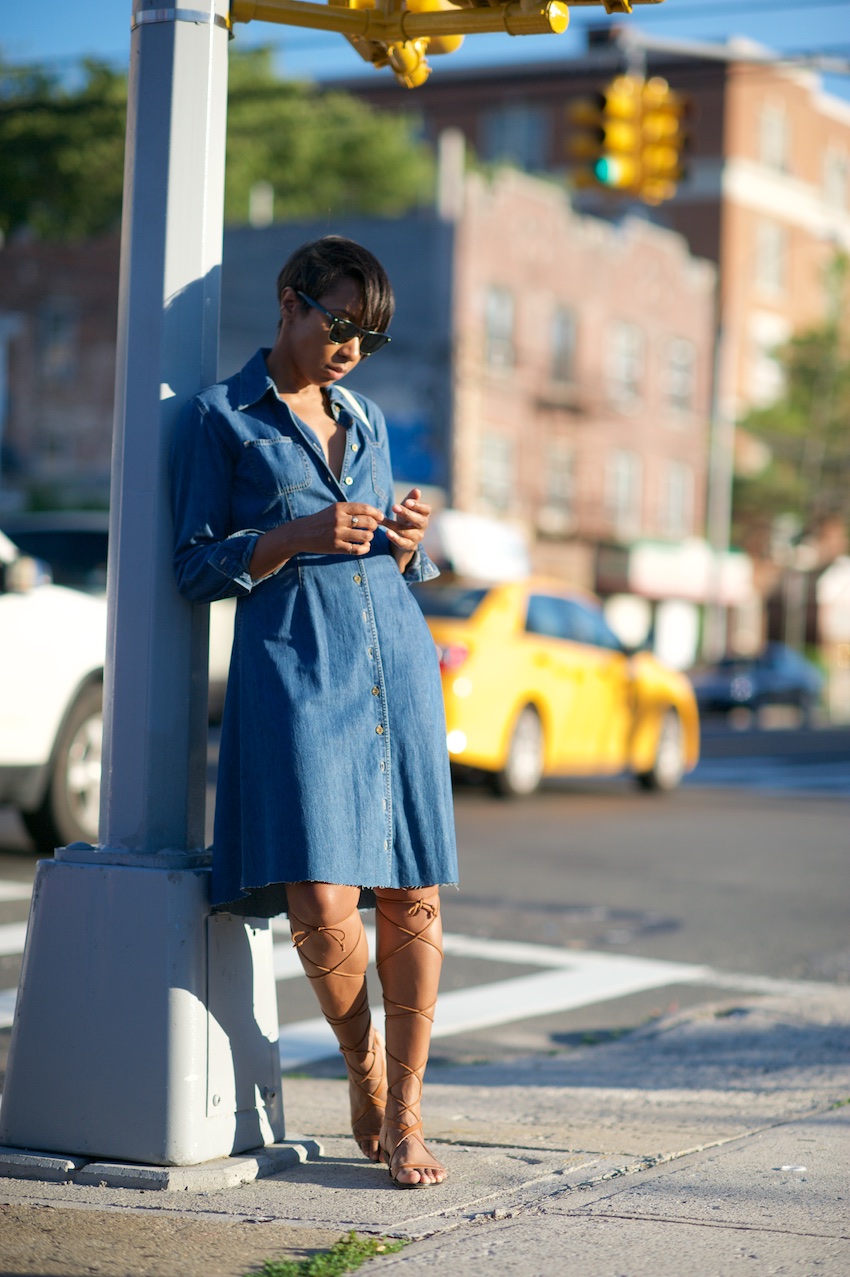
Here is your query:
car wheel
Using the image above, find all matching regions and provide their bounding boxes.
[21,681,103,853]
[492,705,544,798]
[636,708,685,792]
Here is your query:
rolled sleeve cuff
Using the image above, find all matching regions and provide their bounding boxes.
[402,545,440,585]
[210,530,264,593]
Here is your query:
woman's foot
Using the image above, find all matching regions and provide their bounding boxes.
[379,1114,447,1188]
[343,1027,387,1162]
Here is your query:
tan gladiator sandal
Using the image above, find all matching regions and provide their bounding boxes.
[375,891,447,1188]
[289,908,387,1161]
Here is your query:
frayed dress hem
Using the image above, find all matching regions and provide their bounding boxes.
[213,877,459,919]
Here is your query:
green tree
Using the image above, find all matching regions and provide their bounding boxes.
[224,47,434,222]
[0,47,433,241]
[0,58,127,240]
[732,255,850,552]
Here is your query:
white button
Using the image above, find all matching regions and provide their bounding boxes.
[351,443,359,452]
[344,476,353,486]
[353,574,362,584]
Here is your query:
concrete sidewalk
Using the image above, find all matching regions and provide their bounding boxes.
[0,987,848,1276]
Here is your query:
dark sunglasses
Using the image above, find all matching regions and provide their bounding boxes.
[297,291,391,357]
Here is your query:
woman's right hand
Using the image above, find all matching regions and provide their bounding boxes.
[249,502,385,579]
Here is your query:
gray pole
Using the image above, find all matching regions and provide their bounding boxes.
[0,0,285,1167]
[0,314,23,498]
[704,317,736,661]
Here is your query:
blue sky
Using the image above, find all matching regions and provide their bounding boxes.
[2,1,849,101]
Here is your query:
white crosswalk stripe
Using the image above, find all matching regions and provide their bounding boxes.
[275,952,830,1070]
[0,882,32,902]
[0,881,835,1059]
[0,923,29,958]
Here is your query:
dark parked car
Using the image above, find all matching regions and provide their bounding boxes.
[689,643,823,723]
[0,510,110,594]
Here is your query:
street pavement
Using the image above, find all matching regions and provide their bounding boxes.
[690,723,850,797]
[0,729,848,1274]
[0,985,847,1275]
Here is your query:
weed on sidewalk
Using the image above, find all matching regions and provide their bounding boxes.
[250,1230,407,1277]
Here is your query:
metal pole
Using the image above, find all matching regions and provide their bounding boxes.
[101,0,230,853]
[704,316,736,661]
[0,314,23,497]
[0,0,284,1167]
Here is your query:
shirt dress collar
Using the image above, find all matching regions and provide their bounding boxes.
[235,349,360,430]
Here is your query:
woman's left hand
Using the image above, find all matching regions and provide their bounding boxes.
[383,488,431,567]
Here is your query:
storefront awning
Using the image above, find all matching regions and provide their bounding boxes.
[628,538,753,606]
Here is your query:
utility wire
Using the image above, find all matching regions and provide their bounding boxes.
[1,0,849,74]
[631,0,849,14]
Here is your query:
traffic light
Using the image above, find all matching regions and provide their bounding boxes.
[566,75,643,194]
[231,0,572,89]
[348,0,466,89]
[640,76,690,205]
[566,74,691,205]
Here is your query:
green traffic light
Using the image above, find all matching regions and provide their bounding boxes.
[594,157,616,184]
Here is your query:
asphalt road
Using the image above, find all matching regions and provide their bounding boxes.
[0,725,847,1082]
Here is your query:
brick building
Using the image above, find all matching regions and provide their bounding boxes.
[0,170,732,661]
[335,31,850,421]
[448,167,716,592]
[0,237,120,505]
[220,170,719,620]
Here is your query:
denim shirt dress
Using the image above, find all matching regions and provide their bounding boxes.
[170,349,458,915]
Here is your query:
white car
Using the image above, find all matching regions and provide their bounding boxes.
[0,530,107,852]
[1,512,234,719]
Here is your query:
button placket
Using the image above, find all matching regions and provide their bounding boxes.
[356,564,393,866]
[336,410,361,488]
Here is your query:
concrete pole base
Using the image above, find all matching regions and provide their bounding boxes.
[0,1139,323,1192]
[0,854,285,1166]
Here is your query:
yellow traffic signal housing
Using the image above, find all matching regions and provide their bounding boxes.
[640,76,690,204]
[566,74,643,193]
[230,0,668,89]
[566,73,690,205]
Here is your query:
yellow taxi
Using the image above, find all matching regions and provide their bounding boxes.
[412,578,700,796]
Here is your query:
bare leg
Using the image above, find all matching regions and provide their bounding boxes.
[286,882,386,1161]
[375,886,446,1187]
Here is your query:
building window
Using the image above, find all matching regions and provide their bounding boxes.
[538,442,574,537]
[551,307,577,385]
[480,103,550,171]
[662,461,694,539]
[754,220,787,296]
[485,287,515,370]
[747,311,790,407]
[606,321,644,410]
[665,338,696,415]
[824,149,848,212]
[606,449,642,542]
[478,434,513,513]
[759,103,790,173]
[40,299,79,383]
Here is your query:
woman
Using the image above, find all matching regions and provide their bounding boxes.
[171,236,457,1188]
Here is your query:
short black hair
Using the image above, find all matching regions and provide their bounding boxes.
[276,236,395,332]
